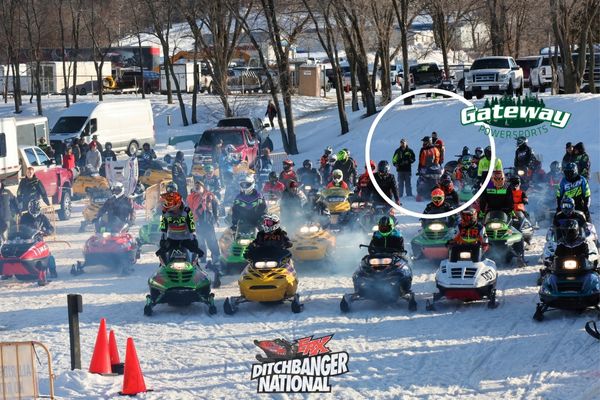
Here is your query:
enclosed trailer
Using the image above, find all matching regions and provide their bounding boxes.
[29,61,111,94]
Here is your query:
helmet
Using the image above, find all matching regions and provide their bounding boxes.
[550,161,561,173]
[175,151,184,161]
[105,142,112,149]
[460,207,477,226]
[303,159,312,169]
[28,200,42,217]
[204,164,214,173]
[377,160,390,174]
[332,169,343,184]
[509,175,521,188]
[421,136,431,145]
[560,197,575,216]
[367,160,376,172]
[492,170,505,188]
[165,181,178,193]
[462,146,470,156]
[324,146,333,156]
[561,219,580,244]
[564,162,578,180]
[283,159,294,171]
[516,136,527,146]
[268,171,278,183]
[484,146,492,159]
[431,188,445,207]
[474,147,483,157]
[288,180,299,191]
[336,150,348,162]
[440,173,452,188]
[261,214,280,233]
[328,154,337,164]
[143,142,150,150]
[111,182,125,198]
[161,192,183,212]
[377,216,395,236]
[225,144,236,153]
[239,175,255,194]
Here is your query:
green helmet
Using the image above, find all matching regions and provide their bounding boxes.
[377,216,395,237]
[336,150,348,162]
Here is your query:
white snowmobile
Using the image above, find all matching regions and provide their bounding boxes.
[426,243,498,310]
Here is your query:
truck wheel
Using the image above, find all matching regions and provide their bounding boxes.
[58,190,72,221]
[127,141,140,156]
[79,87,87,96]
[464,91,473,100]
[476,92,484,99]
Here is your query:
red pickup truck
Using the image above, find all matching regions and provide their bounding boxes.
[194,127,259,165]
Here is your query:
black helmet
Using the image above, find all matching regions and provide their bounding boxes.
[324,146,333,156]
[550,161,561,173]
[176,151,184,161]
[560,197,575,215]
[462,146,469,156]
[377,216,394,235]
[377,160,390,174]
[143,142,150,150]
[303,159,312,169]
[28,200,42,217]
[421,136,431,145]
[509,176,521,188]
[474,147,483,157]
[268,171,278,183]
[105,142,112,149]
[516,136,527,147]
[440,173,452,187]
[561,219,580,244]
[484,146,492,159]
[564,162,578,180]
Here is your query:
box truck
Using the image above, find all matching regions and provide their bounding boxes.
[30,61,111,95]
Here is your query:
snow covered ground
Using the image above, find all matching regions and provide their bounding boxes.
[0,92,599,399]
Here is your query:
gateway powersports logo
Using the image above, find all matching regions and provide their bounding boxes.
[250,334,349,393]
[460,95,571,138]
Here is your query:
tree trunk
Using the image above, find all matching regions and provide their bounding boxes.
[11,61,22,113]
[138,36,146,99]
[57,0,70,107]
[34,61,42,115]
[191,45,198,124]
[72,60,78,103]
[348,54,359,111]
[588,29,596,93]
[392,0,413,105]
[371,51,379,95]
[95,61,104,101]
[280,69,298,154]
[167,61,189,126]
[162,51,173,104]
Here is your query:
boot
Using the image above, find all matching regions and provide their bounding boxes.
[49,267,58,279]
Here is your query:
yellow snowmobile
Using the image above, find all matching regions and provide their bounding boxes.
[319,186,352,231]
[224,246,303,314]
[79,187,112,232]
[291,223,335,262]
[72,169,109,199]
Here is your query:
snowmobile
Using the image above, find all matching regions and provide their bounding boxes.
[72,221,139,276]
[534,250,600,321]
[290,222,335,262]
[425,244,498,310]
[353,202,391,235]
[483,211,525,265]
[191,153,220,179]
[254,339,298,363]
[340,244,416,312]
[319,187,352,232]
[416,165,443,201]
[218,222,256,275]
[144,248,216,316]
[512,212,534,245]
[138,165,171,187]
[411,219,455,261]
[264,192,281,216]
[223,246,303,315]
[0,227,54,286]
[585,321,600,340]
[137,212,163,247]
[458,183,475,203]
[72,166,110,199]
[80,187,112,232]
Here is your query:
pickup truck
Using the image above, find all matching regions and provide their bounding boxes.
[464,56,524,99]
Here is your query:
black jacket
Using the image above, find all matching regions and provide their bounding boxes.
[17,176,50,209]
[297,167,322,187]
[333,159,357,186]
[392,146,416,172]
[368,172,399,203]
[19,212,54,236]
[514,144,535,169]
[561,152,577,170]
[553,210,588,230]
[479,186,514,214]
[250,229,292,250]
[96,195,134,224]
[423,202,456,225]
[102,150,117,162]
[0,188,18,224]
[369,231,405,253]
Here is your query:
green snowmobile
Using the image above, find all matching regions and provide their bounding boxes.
[144,248,217,316]
[410,219,455,261]
[484,210,525,265]
[218,222,256,275]
[137,213,162,247]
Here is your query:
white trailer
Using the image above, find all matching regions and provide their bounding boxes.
[29,61,111,95]
[160,62,195,93]
[0,64,32,95]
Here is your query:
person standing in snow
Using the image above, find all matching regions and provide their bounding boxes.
[265,100,277,128]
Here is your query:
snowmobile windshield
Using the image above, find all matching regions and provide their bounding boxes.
[246,246,291,264]
[198,130,244,147]
[470,58,510,70]
[484,210,509,224]
[51,116,88,134]
[7,226,39,241]
[449,244,482,262]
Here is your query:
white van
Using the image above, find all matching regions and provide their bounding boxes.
[49,100,155,155]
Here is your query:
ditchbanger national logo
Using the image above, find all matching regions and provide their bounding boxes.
[250,334,349,393]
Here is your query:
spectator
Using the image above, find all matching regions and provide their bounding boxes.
[187,180,220,263]
[62,146,76,171]
[561,142,576,170]
[418,136,441,171]
[101,142,117,162]
[90,135,103,152]
[431,131,445,164]
[77,138,89,168]
[85,142,102,173]
[392,138,416,197]
[172,151,188,199]
[38,137,54,158]
[573,142,590,179]
[17,167,50,211]
[261,134,274,153]
[0,180,19,240]
[265,100,277,128]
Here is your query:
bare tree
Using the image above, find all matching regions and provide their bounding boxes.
[20,0,45,115]
[392,0,420,105]
[302,0,349,134]
[130,1,151,100]
[0,0,23,112]
[370,0,396,105]
[68,0,84,104]
[485,0,509,55]
[55,0,70,107]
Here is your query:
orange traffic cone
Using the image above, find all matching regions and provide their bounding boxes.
[108,329,124,375]
[120,338,147,395]
[89,318,111,375]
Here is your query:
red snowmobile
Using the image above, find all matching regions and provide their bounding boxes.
[0,227,54,286]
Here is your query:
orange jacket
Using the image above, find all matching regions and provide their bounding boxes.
[512,188,528,212]
[418,146,441,169]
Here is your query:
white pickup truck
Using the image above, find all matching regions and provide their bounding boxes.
[464,56,524,99]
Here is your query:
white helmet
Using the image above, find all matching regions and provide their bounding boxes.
[261,214,280,233]
[111,182,125,198]
[239,174,255,195]
[332,169,343,184]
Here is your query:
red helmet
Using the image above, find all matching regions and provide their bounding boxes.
[431,188,445,207]
[366,160,376,172]
[161,192,182,213]
[283,159,294,171]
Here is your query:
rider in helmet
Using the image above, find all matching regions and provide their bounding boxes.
[357,160,376,200]
[435,173,459,207]
[478,170,514,215]
[247,214,292,251]
[200,164,222,200]
[553,197,589,236]
[232,175,267,230]
[368,160,400,205]
[369,216,406,254]
[418,136,441,171]
[514,136,536,172]
[263,171,286,194]
[297,160,322,188]
[451,207,488,249]
[423,188,456,225]
[320,146,333,171]
[280,180,307,229]
[279,159,298,188]
[95,182,134,231]
[477,146,503,182]
[554,219,589,261]
[321,154,337,184]
[19,200,57,278]
[333,150,357,187]
[155,190,204,266]
[509,175,529,216]
[557,162,591,221]
[327,169,349,189]
[547,161,562,187]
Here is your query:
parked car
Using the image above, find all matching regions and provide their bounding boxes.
[464,56,524,99]
[217,117,266,141]
[529,55,560,92]
[409,63,443,92]
[516,56,542,88]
